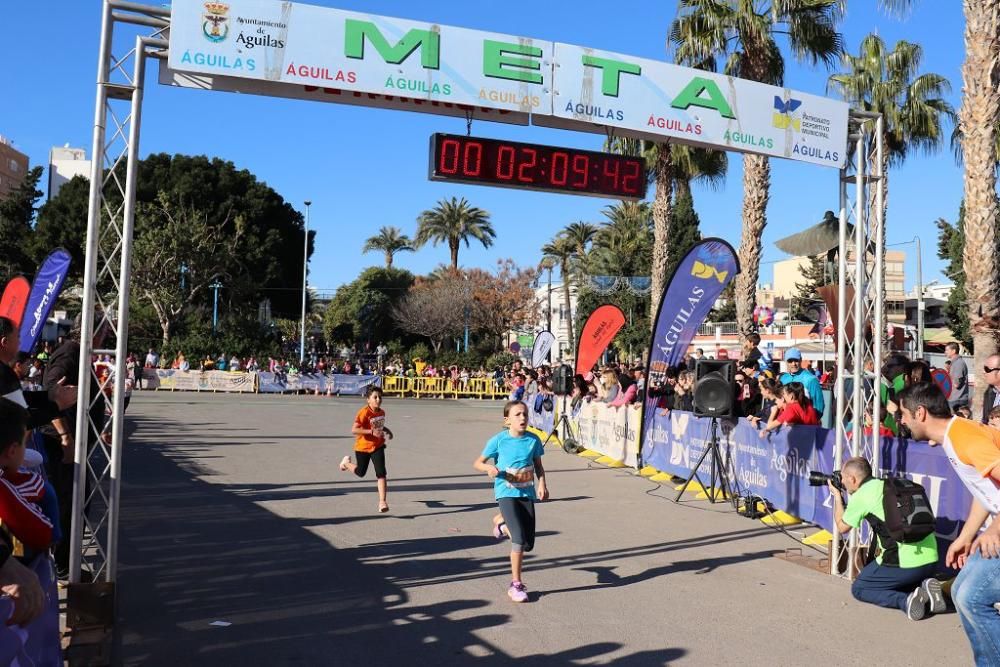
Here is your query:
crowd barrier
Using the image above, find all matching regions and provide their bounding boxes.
[141,369,512,399]
[142,369,255,393]
[257,372,380,395]
[380,375,508,400]
[566,407,974,539]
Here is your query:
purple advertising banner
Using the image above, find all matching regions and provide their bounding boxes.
[19,248,72,353]
[640,239,739,462]
[642,411,973,542]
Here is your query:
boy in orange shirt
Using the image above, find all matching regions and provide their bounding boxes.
[340,386,393,513]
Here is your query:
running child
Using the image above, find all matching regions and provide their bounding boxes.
[473,400,549,603]
[339,385,393,513]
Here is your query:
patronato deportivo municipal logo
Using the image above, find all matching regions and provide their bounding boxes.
[772,96,802,131]
[690,246,730,284]
[202,1,230,43]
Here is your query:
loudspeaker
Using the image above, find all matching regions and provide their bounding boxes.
[552,364,574,396]
[693,359,736,418]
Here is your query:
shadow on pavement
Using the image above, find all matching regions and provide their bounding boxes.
[116,414,688,666]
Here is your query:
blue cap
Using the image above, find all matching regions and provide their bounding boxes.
[785,348,802,361]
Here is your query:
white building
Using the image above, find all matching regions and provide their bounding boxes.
[48,145,90,199]
[530,279,578,362]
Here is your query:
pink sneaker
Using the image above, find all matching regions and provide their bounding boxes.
[339,455,351,472]
[493,522,507,540]
[507,581,528,603]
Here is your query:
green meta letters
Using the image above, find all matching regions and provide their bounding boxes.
[581,56,641,97]
[483,40,544,84]
[670,77,735,119]
[344,19,441,69]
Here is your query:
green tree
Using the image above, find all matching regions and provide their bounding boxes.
[671,0,843,340]
[415,196,495,269]
[322,266,415,347]
[590,201,653,277]
[0,165,43,279]
[936,206,972,350]
[30,175,89,277]
[33,154,313,327]
[790,256,828,322]
[362,226,415,267]
[666,189,702,280]
[706,282,737,323]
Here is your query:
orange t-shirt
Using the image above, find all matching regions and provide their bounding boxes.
[354,406,386,453]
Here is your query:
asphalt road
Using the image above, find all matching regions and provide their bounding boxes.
[115,392,971,666]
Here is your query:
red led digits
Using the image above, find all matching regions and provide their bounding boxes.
[622,160,642,194]
[602,159,621,190]
[497,145,516,180]
[439,138,461,174]
[463,140,483,177]
[551,152,569,186]
[517,148,537,183]
[430,134,647,199]
[571,155,588,189]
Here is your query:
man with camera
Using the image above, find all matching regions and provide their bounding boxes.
[829,457,942,621]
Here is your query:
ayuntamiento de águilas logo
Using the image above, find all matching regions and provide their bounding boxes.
[202,1,230,43]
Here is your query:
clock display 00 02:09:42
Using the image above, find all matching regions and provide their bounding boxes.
[428,134,647,200]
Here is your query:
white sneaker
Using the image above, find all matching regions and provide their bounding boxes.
[339,455,351,472]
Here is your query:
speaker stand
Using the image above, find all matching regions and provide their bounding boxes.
[542,395,579,453]
[674,417,738,508]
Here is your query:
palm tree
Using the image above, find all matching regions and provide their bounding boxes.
[541,234,577,346]
[607,138,725,330]
[562,221,599,262]
[415,197,495,269]
[671,0,842,340]
[829,35,955,222]
[362,226,415,267]
[591,201,653,276]
[829,35,954,331]
[959,0,1000,415]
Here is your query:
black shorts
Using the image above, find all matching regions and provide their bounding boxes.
[354,447,387,479]
[498,497,536,553]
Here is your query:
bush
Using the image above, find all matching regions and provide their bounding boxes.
[485,351,518,371]
[408,342,432,362]
[435,350,483,370]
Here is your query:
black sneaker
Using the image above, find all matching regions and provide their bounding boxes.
[922,578,946,614]
[906,587,929,621]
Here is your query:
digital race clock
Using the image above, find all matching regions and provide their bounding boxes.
[428,134,647,200]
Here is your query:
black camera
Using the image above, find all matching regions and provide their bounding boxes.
[808,470,844,491]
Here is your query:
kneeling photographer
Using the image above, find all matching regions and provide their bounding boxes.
[828,457,944,621]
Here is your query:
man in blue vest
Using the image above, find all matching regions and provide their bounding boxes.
[780,348,824,416]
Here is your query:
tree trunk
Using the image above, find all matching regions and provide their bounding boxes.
[562,260,575,350]
[386,251,393,267]
[450,240,459,269]
[650,142,673,328]
[960,0,1000,417]
[735,154,771,341]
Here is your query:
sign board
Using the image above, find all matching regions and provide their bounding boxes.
[542,43,848,168]
[166,0,850,168]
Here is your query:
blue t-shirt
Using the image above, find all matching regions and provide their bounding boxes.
[780,369,825,415]
[481,431,545,500]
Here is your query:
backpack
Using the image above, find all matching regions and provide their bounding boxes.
[533,393,544,413]
[881,477,936,543]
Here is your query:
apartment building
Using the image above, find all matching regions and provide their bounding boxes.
[0,136,29,198]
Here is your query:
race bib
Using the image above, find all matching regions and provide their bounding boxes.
[504,466,535,489]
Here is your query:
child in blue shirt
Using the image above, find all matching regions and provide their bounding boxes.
[473,400,549,603]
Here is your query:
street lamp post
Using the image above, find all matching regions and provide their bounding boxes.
[301,201,311,364]
[914,236,924,360]
[210,280,223,334]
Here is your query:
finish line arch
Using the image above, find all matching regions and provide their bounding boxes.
[74,0,884,611]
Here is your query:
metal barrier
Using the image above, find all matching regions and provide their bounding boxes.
[380,376,506,400]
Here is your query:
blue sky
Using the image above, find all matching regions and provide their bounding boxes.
[0,2,965,293]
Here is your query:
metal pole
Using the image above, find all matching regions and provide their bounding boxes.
[211,281,221,333]
[871,116,885,476]
[832,138,851,577]
[106,34,150,581]
[852,132,866,460]
[301,201,310,364]
[71,0,114,583]
[916,236,924,360]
